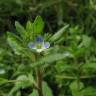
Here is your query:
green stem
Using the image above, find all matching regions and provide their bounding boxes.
[74,58,80,92]
[36,68,43,96]
[56,75,96,79]
[36,53,43,96]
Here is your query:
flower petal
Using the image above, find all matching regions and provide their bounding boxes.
[36,48,44,53]
[44,42,50,48]
[28,42,35,49]
[36,35,44,43]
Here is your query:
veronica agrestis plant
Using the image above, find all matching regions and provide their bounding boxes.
[5,16,72,96]
[7,16,51,96]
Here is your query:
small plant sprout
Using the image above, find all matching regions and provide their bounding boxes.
[28,35,50,53]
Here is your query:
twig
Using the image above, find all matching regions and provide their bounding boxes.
[56,75,96,79]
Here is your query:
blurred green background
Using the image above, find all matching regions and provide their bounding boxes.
[0,0,96,36]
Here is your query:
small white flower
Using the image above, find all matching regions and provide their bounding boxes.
[28,35,50,53]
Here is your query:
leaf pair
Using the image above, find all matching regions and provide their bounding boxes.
[15,16,44,41]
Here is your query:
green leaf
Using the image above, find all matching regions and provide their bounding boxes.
[79,35,92,48]
[15,91,21,96]
[82,63,96,69]
[29,90,38,96]
[29,81,53,96]
[8,75,33,96]
[26,21,33,35]
[73,47,86,57]
[15,75,32,89]
[42,81,53,96]
[26,21,33,32]
[50,24,69,42]
[69,26,80,33]
[69,80,84,96]
[82,62,96,73]
[8,88,21,96]
[7,32,23,55]
[82,87,96,96]
[55,61,75,73]
[15,21,27,39]
[26,21,34,40]
[55,37,65,44]
[0,78,8,85]
[32,53,73,67]
[33,16,44,34]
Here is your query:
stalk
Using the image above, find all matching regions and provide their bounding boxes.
[36,67,43,96]
[36,53,43,96]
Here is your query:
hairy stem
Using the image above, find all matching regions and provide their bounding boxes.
[36,68,43,96]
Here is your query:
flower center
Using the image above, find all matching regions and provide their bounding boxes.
[36,44,42,49]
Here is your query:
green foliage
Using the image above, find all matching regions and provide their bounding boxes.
[69,81,96,96]
[1,18,96,95]
[82,87,96,96]
[69,80,84,96]
[32,52,73,67]
[15,16,44,41]
[0,78,8,85]
[50,24,69,42]
[7,16,45,56]
[32,16,44,35]
[29,89,38,96]
[15,21,27,40]
[15,75,32,89]
[42,81,53,96]
[7,32,23,55]
[0,1,96,95]
[8,75,33,96]
[29,81,53,96]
